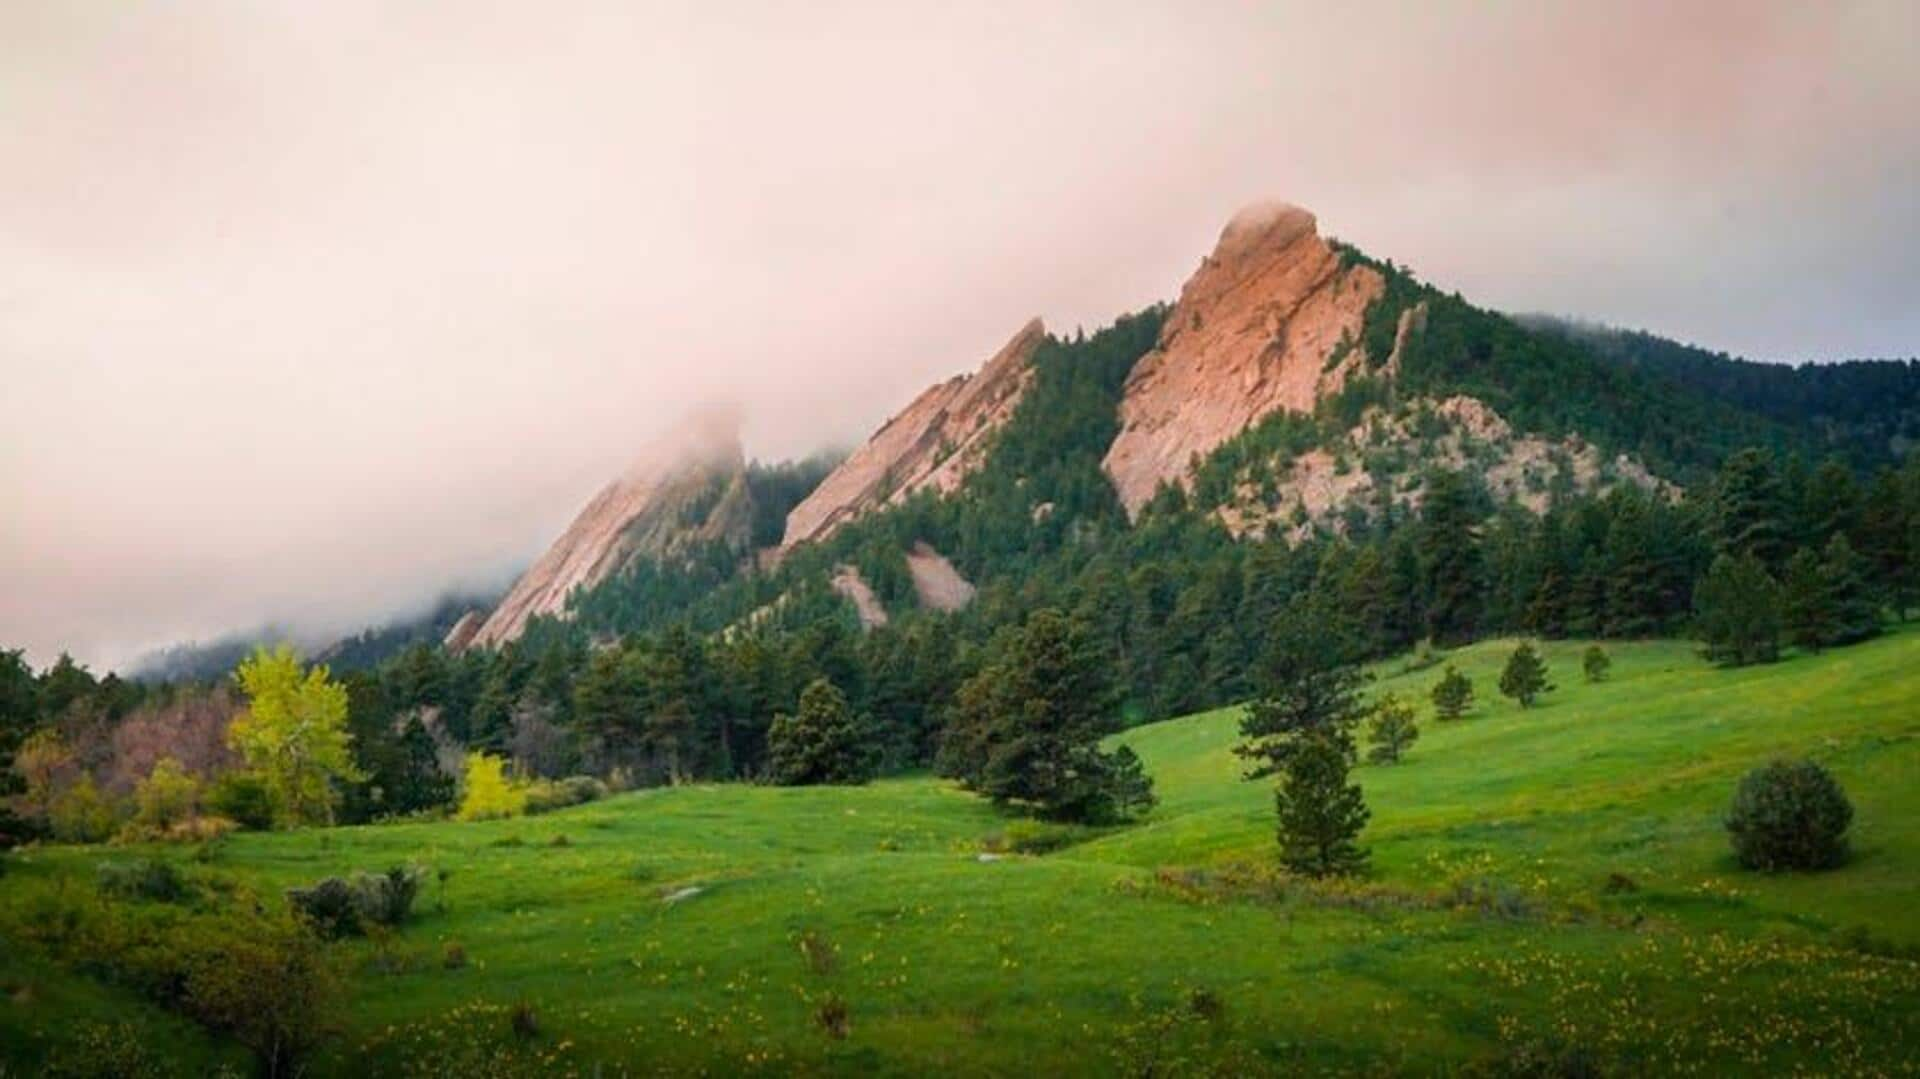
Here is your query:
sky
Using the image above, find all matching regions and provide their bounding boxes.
[3,1,1917,670]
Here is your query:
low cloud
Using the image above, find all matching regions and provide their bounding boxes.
[2,1,1915,668]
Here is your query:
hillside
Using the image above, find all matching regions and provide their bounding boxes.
[6,632,1916,1074]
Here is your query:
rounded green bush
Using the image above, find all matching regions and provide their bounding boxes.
[1726,759,1852,872]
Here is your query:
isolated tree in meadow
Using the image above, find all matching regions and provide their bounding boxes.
[1276,735,1371,877]
[1430,666,1475,720]
[1498,643,1553,708]
[1581,644,1612,683]
[1693,553,1783,666]
[1364,693,1418,765]
[229,645,361,827]
[1239,600,1370,876]
[765,678,879,786]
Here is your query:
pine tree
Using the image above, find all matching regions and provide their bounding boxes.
[1693,554,1784,666]
[1430,666,1475,720]
[1781,548,1833,652]
[1236,601,1368,779]
[965,609,1155,823]
[1364,693,1418,764]
[1275,734,1370,877]
[765,678,879,786]
[1820,534,1881,646]
[1498,642,1553,708]
[1713,448,1788,570]
[1416,470,1483,644]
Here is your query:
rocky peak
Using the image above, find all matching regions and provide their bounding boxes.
[1102,202,1386,517]
[780,318,1045,549]
[458,410,750,650]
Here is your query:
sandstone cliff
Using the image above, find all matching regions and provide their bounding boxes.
[459,413,751,650]
[1102,202,1385,516]
[780,319,1045,549]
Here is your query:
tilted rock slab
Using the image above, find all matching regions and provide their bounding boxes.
[781,319,1045,549]
[462,412,750,650]
[1103,202,1384,517]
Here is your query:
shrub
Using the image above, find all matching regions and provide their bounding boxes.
[456,753,527,821]
[813,992,850,1039]
[206,772,276,831]
[1582,645,1611,683]
[509,1000,540,1040]
[97,858,188,903]
[129,758,199,835]
[1727,759,1853,871]
[287,865,428,938]
[524,775,608,815]
[443,942,468,970]
[50,776,120,844]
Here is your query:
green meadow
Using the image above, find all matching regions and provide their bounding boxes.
[5,633,1918,1075]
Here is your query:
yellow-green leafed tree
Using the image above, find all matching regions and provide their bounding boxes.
[457,752,526,821]
[229,645,360,827]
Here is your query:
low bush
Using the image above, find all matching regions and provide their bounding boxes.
[206,773,275,832]
[980,818,1090,854]
[1727,759,1853,871]
[525,776,609,815]
[97,858,188,903]
[287,864,429,938]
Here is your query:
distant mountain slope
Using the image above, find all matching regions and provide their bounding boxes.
[1523,316,1920,464]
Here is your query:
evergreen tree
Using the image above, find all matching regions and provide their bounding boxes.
[765,679,879,786]
[1781,548,1833,652]
[1430,666,1475,720]
[0,649,39,850]
[1364,693,1419,764]
[1236,600,1368,779]
[1498,642,1553,708]
[1416,470,1483,644]
[1855,466,1916,618]
[1274,734,1370,877]
[1820,533,1881,646]
[962,609,1155,823]
[1693,554,1784,666]
[1713,448,1788,569]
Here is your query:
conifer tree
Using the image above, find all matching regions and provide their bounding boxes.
[1416,470,1483,644]
[1275,734,1370,877]
[1781,548,1833,652]
[1498,642,1553,708]
[1693,554,1784,666]
[1364,693,1419,764]
[1713,448,1788,569]
[1430,666,1475,720]
[1820,534,1881,646]
[765,678,879,786]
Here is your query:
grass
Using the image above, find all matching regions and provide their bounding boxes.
[3,633,1918,1074]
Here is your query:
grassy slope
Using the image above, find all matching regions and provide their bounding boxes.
[3,633,1917,1075]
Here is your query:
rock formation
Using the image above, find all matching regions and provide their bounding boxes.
[905,542,975,612]
[830,565,889,629]
[460,411,751,650]
[1102,202,1385,516]
[781,319,1045,549]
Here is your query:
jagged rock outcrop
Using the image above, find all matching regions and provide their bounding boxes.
[1103,202,1385,516]
[1213,395,1677,541]
[461,412,752,650]
[781,319,1045,549]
